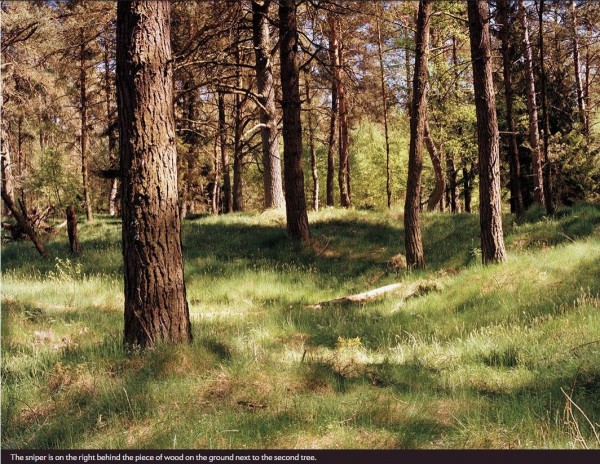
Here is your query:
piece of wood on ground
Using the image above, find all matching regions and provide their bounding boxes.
[308,280,439,309]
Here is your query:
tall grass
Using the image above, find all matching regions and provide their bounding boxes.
[2,204,599,449]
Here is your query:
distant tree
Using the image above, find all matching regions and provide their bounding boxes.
[404,0,431,269]
[117,1,192,348]
[279,0,310,241]
[252,0,284,210]
[467,0,507,264]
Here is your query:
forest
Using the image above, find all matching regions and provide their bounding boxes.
[2,0,600,451]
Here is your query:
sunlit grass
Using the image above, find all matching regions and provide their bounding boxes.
[2,203,600,449]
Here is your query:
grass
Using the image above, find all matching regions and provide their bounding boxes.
[2,203,600,449]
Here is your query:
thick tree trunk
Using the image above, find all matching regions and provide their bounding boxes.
[252,0,284,210]
[305,75,319,212]
[326,19,338,207]
[498,0,524,217]
[518,0,544,207]
[279,0,310,242]
[376,15,392,209]
[80,30,94,222]
[117,1,192,348]
[219,91,233,214]
[424,118,445,212]
[404,0,431,269]
[66,206,80,255]
[467,0,507,264]
[570,0,588,137]
[539,0,555,215]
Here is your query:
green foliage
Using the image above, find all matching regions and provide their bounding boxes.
[26,147,81,210]
[2,204,600,449]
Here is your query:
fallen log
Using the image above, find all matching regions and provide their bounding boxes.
[1,190,47,257]
[308,280,439,309]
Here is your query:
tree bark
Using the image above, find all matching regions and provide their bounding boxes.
[219,91,233,213]
[424,118,445,212]
[570,0,588,137]
[467,0,507,265]
[518,0,544,207]
[326,16,338,207]
[404,0,431,269]
[232,40,244,212]
[104,38,119,218]
[539,0,555,215]
[252,0,284,210]
[278,0,310,242]
[117,1,192,348]
[376,14,392,209]
[334,15,351,208]
[1,121,15,216]
[1,189,47,257]
[305,74,319,212]
[66,206,80,255]
[80,29,94,222]
[498,0,524,217]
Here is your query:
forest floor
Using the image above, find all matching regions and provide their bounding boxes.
[2,203,600,449]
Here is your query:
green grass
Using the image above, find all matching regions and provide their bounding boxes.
[2,203,600,449]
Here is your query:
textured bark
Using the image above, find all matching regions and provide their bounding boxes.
[117,1,192,348]
[326,17,338,207]
[219,91,233,213]
[66,206,80,255]
[1,189,46,257]
[376,15,392,209]
[333,15,351,209]
[424,118,445,212]
[278,0,310,242]
[80,30,94,222]
[518,0,544,206]
[539,0,555,215]
[403,0,431,270]
[498,0,524,217]
[1,121,14,216]
[305,75,319,212]
[570,0,588,137]
[467,0,507,265]
[252,0,284,210]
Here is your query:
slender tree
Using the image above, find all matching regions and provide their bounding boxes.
[518,0,544,206]
[252,0,284,209]
[219,91,233,214]
[404,0,431,269]
[117,1,192,348]
[326,14,338,207]
[498,0,524,217]
[570,0,588,137]
[79,29,94,222]
[467,0,507,264]
[279,0,310,241]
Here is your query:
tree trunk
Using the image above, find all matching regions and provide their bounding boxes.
[104,35,119,217]
[80,30,94,222]
[539,0,555,215]
[252,0,284,210]
[278,0,310,242]
[117,1,192,348]
[1,189,47,257]
[518,0,544,207]
[211,127,221,215]
[404,0,431,269]
[305,74,319,212]
[232,41,244,212]
[570,0,588,137]
[376,14,392,209]
[463,164,473,214]
[326,17,338,207]
[334,16,351,209]
[219,91,233,213]
[424,118,445,212]
[446,154,460,213]
[498,0,524,217]
[66,206,80,255]
[467,0,507,265]
[1,121,15,216]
